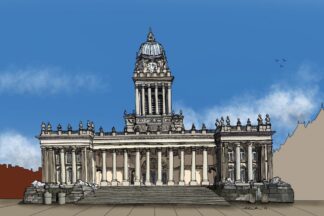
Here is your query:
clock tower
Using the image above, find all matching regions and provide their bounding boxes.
[124,29,184,133]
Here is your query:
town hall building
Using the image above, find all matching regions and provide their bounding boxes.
[38,30,275,189]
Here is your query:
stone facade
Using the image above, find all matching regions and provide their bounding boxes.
[35,30,293,203]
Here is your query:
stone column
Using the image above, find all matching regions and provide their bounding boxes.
[91,150,96,184]
[248,143,253,181]
[235,143,241,181]
[41,147,47,183]
[71,147,77,183]
[141,85,146,115]
[202,147,209,185]
[162,83,166,115]
[267,144,273,180]
[156,148,163,186]
[168,148,174,185]
[167,83,171,114]
[145,150,151,186]
[190,148,197,185]
[83,147,88,182]
[122,149,129,186]
[48,148,56,183]
[134,149,141,186]
[264,144,268,180]
[148,84,152,114]
[60,148,66,184]
[101,150,108,186]
[179,148,185,186]
[135,85,140,115]
[111,150,117,186]
[155,83,159,114]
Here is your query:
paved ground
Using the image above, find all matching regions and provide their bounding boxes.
[1,199,324,216]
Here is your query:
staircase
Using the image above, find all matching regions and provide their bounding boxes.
[77,186,228,205]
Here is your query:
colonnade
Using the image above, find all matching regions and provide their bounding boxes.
[100,147,210,186]
[230,142,272,182]
[135,83,172,116]
[42,146,211,186]
[234,143,253,182]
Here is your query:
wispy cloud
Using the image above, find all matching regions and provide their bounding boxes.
[0,67,106,95]
[0,131,40,170]
[175,63,322,149]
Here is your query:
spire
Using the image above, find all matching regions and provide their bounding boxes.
[147,27,155,42]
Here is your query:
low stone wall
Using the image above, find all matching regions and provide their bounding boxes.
[214,178,294,203]
[23,181,96,204]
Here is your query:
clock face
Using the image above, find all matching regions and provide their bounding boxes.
[147,62,157,72]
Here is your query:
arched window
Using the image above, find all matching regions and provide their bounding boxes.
[240,148,245,161]
[253,167,257,181]
[228,167,234,181]
[253,151,257,161]
[240,167,246,182]
[228,149,234,162]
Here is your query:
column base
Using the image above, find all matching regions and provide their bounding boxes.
[134,181,141,186]
[201,181,210,186]
[145,181,152,186]
[156,181,163,186]
[122,181,129,186]
[189,180,197,186]
[100,181,108,186]
[178,181,185,186]
[167,181,174,186]
[111,180,118,186]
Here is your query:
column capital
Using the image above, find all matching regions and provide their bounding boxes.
[202,146,208,151]
[60,148,65,153]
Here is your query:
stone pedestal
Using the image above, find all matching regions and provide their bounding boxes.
[100,181,108,186]
[122,181,130,186]
[156,181,163,186]
[201,181,210,186]
[111,181,118,186]
[58,192,66,205]
[178,181,185,186]
[189,181,197,186]
[167,181,174,186]
[44,191,52,205]
[134,181,141,186]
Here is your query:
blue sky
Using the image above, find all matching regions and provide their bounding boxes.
[0,0,323,169]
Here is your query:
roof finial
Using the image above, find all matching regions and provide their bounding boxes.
[147,27,155,42]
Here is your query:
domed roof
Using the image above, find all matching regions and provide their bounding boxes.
[137,30,165,57]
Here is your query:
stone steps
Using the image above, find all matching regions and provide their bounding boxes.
[77,186,228,205]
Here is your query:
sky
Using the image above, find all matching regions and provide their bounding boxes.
[0,0,323,170]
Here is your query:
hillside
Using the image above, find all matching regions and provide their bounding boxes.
[0,164,41,199]
[273,108,324,200]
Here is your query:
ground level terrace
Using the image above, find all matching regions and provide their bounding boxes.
[1,200,323,216]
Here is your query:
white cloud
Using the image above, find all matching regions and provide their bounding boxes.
[174,64,321,149]
[0,67,106,94]
[0,131,40,170]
